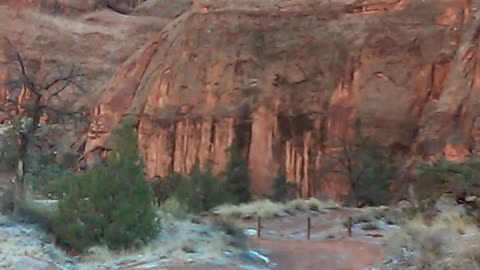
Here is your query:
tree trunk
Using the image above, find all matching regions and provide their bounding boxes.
[346,179,358,207]
[408,183,419,208]
[13,158,25,219]
[13,99,40,220]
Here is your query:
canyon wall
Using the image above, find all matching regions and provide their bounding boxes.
[2,0,468,199]
[85,0,479,199]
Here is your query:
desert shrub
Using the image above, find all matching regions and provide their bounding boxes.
[386,225,458,269]
[51,118,159,251]
[20,146,79,199]
[26,164,74,199]
[384,214,478,269]
[174,164,228,214]
[159,197,188,221]
[214,198,339,220]
[413,157,480,209]
[0,127,19,171]
[210,218,247,249]
[222,146,251,204]
[321,139,397,206]
[286,197,339,212]
[150,173,183,205]
[213,199,287,219]
[14,199,57,232]
[270,174,298,202]
[0,124,78,199]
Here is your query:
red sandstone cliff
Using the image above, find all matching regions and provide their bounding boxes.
[0,0,187,115]
[3,0,480,199]
[83,0,480,199]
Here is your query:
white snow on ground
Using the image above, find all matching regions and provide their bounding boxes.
[0,215,73,270]
[0,212,268,270]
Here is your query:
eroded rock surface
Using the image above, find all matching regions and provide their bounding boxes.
[85,0,476,198]
[0,0,174,115]
[1,0,479,198]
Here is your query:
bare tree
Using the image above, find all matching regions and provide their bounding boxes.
[319,137,398,206]
[0,52,88,218]
[318,118,398,207]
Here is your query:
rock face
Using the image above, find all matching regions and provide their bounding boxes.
[85,0,480,199]
[0,0,173,115]
[1,0,477,199]
[0,0,184,173]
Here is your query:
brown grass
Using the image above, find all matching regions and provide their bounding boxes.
[384,210,480,269]
[212,198,339,220]
[79,202,247,268]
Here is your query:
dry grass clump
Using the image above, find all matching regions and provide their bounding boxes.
[79,205,247,268]
[286,198,339,212]
[451,246,480,270]
[213,198,339,220]
[385,219,460,269]
[213,200,286,219]
[158,197,188,221]
[347,206,403,227]
[82,220,246,267]
[433,211,478,236]
[384,211,479,270]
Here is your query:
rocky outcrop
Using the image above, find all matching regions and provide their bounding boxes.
[85,0,477,199]
[0,0,184,167]
[414,0,480,161]
[0,0,173,113]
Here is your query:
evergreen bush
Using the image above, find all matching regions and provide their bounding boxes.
[413,157,480,208]
[150,173,182,205]
[174,164,228,214]
[270,174,298,202]
[320,139,397,206]
[51,118,159,251]
[222,146,251,204]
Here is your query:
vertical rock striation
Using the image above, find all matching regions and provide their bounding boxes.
[85,0,476,198]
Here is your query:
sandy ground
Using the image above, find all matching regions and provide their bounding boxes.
[257,239,382,270]
[132,208,386,270]
[246,209,385,270]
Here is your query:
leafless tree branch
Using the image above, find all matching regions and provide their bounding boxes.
[0,51,90,218]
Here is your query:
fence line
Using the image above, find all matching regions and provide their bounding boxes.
[255,216,353,240]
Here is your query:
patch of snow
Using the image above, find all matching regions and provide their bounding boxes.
[133,260,168,269]
[247,250,270,264]
[375,220,387,230]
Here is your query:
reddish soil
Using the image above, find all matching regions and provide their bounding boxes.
[257,239,383,270]
[133,209,385,270]
[247,209,385,270]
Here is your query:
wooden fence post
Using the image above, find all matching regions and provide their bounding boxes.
[307,217,311,240]
[347,216,353,237]
[257,216,261,238]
